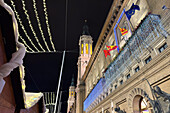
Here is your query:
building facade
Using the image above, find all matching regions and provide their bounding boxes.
[83,0,170,113]
[68,0,170,113]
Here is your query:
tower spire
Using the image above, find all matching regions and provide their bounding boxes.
[67,74,76,113]
[71,75,74,86]
[82,20,90,35]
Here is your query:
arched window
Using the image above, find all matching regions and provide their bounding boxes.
[86,43,88,54]
[81,43,83,54]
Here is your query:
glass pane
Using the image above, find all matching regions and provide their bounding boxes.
[141,98,149,113]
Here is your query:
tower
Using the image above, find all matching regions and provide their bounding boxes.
[78,20,93,84]
[76,20,93,113]
[67,76,76,113]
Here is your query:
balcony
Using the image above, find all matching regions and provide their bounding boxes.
[83,14,169,112]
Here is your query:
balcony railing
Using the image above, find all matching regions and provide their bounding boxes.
[83,14,168,112]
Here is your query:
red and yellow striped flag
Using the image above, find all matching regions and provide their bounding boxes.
[103,50,111,58]
[106,45,117,52]
[118,25,128,36]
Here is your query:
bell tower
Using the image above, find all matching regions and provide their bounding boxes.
[67,75,75,113]
[78,20,93,83]
[76,20,93,113]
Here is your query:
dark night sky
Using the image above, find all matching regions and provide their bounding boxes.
[5,0,113,112]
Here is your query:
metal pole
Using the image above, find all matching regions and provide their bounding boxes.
[57,102,62,113]
[57,91,63,113]
[54,51,66,113]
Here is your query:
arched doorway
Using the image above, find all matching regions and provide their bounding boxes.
[140,97,149,113]
[133,95,149,113]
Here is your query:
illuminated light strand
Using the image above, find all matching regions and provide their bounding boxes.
[27,49,78,54]
[11,0,40,52]
[27,51,63,54]
[19,35,34,52]
[32,0,51,52]
[21,0,46,52]
[43,0,56,52]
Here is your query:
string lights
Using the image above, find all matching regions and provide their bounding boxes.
[11,0,40,52]
[11,0,58,53]
[32,0,51,52]
[21,0,45,52]
[19,35,34,52]
[43,0,56,52]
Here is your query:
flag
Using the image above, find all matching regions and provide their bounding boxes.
[103,45,117,58]
[118,25,128,36]
[103,50,111,58]
[106,45,118,52]
[125,3,140,20]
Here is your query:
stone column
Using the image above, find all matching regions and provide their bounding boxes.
[111,100,114,113]
[102,107,104,113]
[76,81,85,113]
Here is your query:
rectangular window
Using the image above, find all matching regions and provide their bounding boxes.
[90,44,92,55]
[159,43,168,53]
[127,74,131,79]
[145,56,152,64]
[135,66,140,73]
[110,89,112,93]
[106,92,108,96]
[81,44,83,54]
[120,80,123,85]
[86,43,88,54]
[115,85,117,89]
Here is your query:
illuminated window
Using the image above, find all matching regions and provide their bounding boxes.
[90,44,92,55]
[81,44,83,54]
[71,91,74,96]
[86,43,88,54]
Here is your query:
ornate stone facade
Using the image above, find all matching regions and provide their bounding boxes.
[68,0,170,113]
[82,0,170,113]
